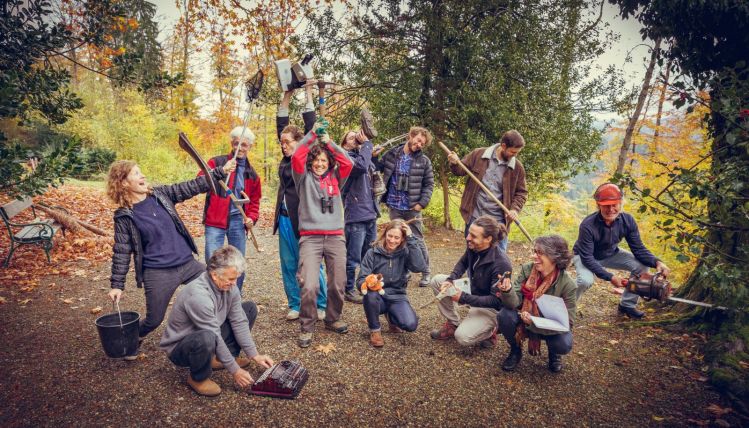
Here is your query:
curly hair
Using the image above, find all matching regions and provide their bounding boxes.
[306,144,337,174]
[534,235,573,270]
[409,126,433,147]
[373,219,409,252]
[106,160,150,208]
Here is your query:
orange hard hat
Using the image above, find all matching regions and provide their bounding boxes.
[594,183,623,205]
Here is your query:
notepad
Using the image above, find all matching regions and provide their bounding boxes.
[529,294,570,332]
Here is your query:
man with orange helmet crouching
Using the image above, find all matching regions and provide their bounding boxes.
[572,183,670,319]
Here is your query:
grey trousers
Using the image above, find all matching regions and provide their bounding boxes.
[141,258,205,337]
[298,234,347,333]
[573,249,648,308]
[388,208,430,276]
[429,274,497,346]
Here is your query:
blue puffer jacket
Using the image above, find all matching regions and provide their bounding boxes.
[342,140,380,223]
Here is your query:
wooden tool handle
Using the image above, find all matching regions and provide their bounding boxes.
[436,141,533,243]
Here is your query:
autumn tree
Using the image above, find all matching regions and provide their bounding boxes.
[611,0,749,404]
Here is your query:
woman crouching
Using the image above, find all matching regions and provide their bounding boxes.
[495,235,576,373]
[291,127,353,348]
[357,219,427,347]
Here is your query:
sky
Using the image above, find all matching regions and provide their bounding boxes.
[149,0,651,123]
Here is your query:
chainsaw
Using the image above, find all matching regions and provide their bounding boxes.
[621,272,728,310]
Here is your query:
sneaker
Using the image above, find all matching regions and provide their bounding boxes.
[418,274,431,287]
[298,332,313,348]
[123,343,141,361]
[369,331,384,347]
[286,309,300,320]
[429,321,457,340]
[617,304,645,319]
[344,289,363,304]
[479,330,498,349]
[317,309,325,321]
[187,375,221,397]
[211,355,252,370]
[324,320,349,334]
[502,346,523,372]
[548,351,563,373]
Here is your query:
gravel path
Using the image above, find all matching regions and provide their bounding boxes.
[0,222,737,427]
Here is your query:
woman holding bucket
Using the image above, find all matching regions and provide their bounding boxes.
[106,159,234,359]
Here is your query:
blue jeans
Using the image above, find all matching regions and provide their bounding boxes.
[205,212,247,290]
[573,250,648,309]
[278,215,327,311]
[464,221,508,252]
[363,293,419,332]
[497,308,573,355]
[344,220,377,292]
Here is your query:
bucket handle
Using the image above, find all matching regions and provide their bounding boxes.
[112,301,124,329]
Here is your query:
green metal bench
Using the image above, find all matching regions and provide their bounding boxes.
[1,197,65,267]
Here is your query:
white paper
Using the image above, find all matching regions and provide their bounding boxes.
[452,278,471,295]
[529,294,569,332]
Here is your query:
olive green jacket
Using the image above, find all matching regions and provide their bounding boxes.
[497,262,577,335]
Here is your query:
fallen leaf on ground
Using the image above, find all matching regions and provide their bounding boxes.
[62,298,74,304]
[18,299,31,305]
[0,296,6,304]
[316,343,336,355]
[608,339,619,345]
[706,404,731,417]
[90,306,103,314]
[652,416,664,422]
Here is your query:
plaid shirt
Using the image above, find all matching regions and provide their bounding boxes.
[386,151,413,210]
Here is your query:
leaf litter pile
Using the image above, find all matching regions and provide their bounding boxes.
[0,184,743,427]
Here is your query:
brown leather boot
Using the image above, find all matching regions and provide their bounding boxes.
[211,355,252,370]
[430,321,457,340]
[370,331,384,347]
[187,375,221,397]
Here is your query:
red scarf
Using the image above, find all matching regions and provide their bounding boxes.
[514,266,558,356]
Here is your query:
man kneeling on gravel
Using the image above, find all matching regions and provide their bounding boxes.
[160,246,274,396]
[429,216,512,348]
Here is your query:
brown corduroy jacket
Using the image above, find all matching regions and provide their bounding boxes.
[451,143,528,231]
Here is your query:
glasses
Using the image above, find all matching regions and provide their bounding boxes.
[532,248,545,256]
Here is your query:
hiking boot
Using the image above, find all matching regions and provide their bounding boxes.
[298,332,313,348]
[286,309,300,320]
[344,289,363,304]
[325,320,349,334]
[617,304,645,319]
[187,375,221,397]
[548,351,563,373]
[479,330,498,349]
[430,321,457,340]
[502,346,523,372]
[317,309,325,321]
[211,355,252,370]
[418,274,431,288]
[369,331,384,347]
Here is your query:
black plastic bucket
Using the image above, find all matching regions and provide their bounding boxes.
[95,307,140,358]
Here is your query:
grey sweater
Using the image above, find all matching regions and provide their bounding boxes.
[160,272,257,374]
[290,131,353,235]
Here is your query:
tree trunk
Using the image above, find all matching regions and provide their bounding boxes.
[652,58,672,151]
[438,161,452,229]
[181,0,191,116]
[615,37,661,175]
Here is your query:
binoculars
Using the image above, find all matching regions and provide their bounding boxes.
[320,197,335,214]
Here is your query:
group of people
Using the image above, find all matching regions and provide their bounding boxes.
[105,79,670,397]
